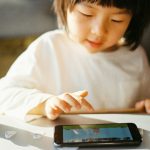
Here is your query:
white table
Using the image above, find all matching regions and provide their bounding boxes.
[0,114,150,150]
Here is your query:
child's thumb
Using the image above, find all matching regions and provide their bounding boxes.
[73,90,88,97]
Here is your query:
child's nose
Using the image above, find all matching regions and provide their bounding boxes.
[91,19,108,37]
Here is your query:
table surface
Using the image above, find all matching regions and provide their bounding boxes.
[0,114,150,150]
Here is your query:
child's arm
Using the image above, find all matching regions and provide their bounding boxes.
[28,90,94,120]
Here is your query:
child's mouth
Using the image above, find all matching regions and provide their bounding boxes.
[86,39,103,48]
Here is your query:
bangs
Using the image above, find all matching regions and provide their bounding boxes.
[73,0,138,14]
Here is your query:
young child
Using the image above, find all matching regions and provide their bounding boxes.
[0,0,150,121]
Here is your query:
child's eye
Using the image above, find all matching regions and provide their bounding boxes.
[111,19,123,23]
[79,11,93,17]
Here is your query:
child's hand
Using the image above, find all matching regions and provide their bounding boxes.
[44,90,94,120]
[135,99,150,114]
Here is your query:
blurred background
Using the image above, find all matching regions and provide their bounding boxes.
[0,0,150,77]
[0,0,57,77]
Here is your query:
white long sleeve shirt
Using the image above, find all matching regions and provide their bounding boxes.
[0,29,150,120]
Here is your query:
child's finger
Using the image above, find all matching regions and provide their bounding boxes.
[46,107,62,120]
[145,99,150,114]
[62,94,81,109]
[46,97,71,114]
[69,92,94,111]
[135,100,145,111]
[73,90,88,97]
[79,97,94,111]
[54,98,72,113]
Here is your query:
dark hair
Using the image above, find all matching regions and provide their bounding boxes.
[53,0,150,50]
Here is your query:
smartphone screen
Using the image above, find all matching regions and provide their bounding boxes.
[54,123,142,147]
[63,123,133,143]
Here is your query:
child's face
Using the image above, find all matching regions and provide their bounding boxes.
[67,2,132,53]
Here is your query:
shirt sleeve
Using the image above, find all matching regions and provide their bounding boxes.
[0,35,54,121]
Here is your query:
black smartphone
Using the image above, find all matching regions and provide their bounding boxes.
[54,123,142,147]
